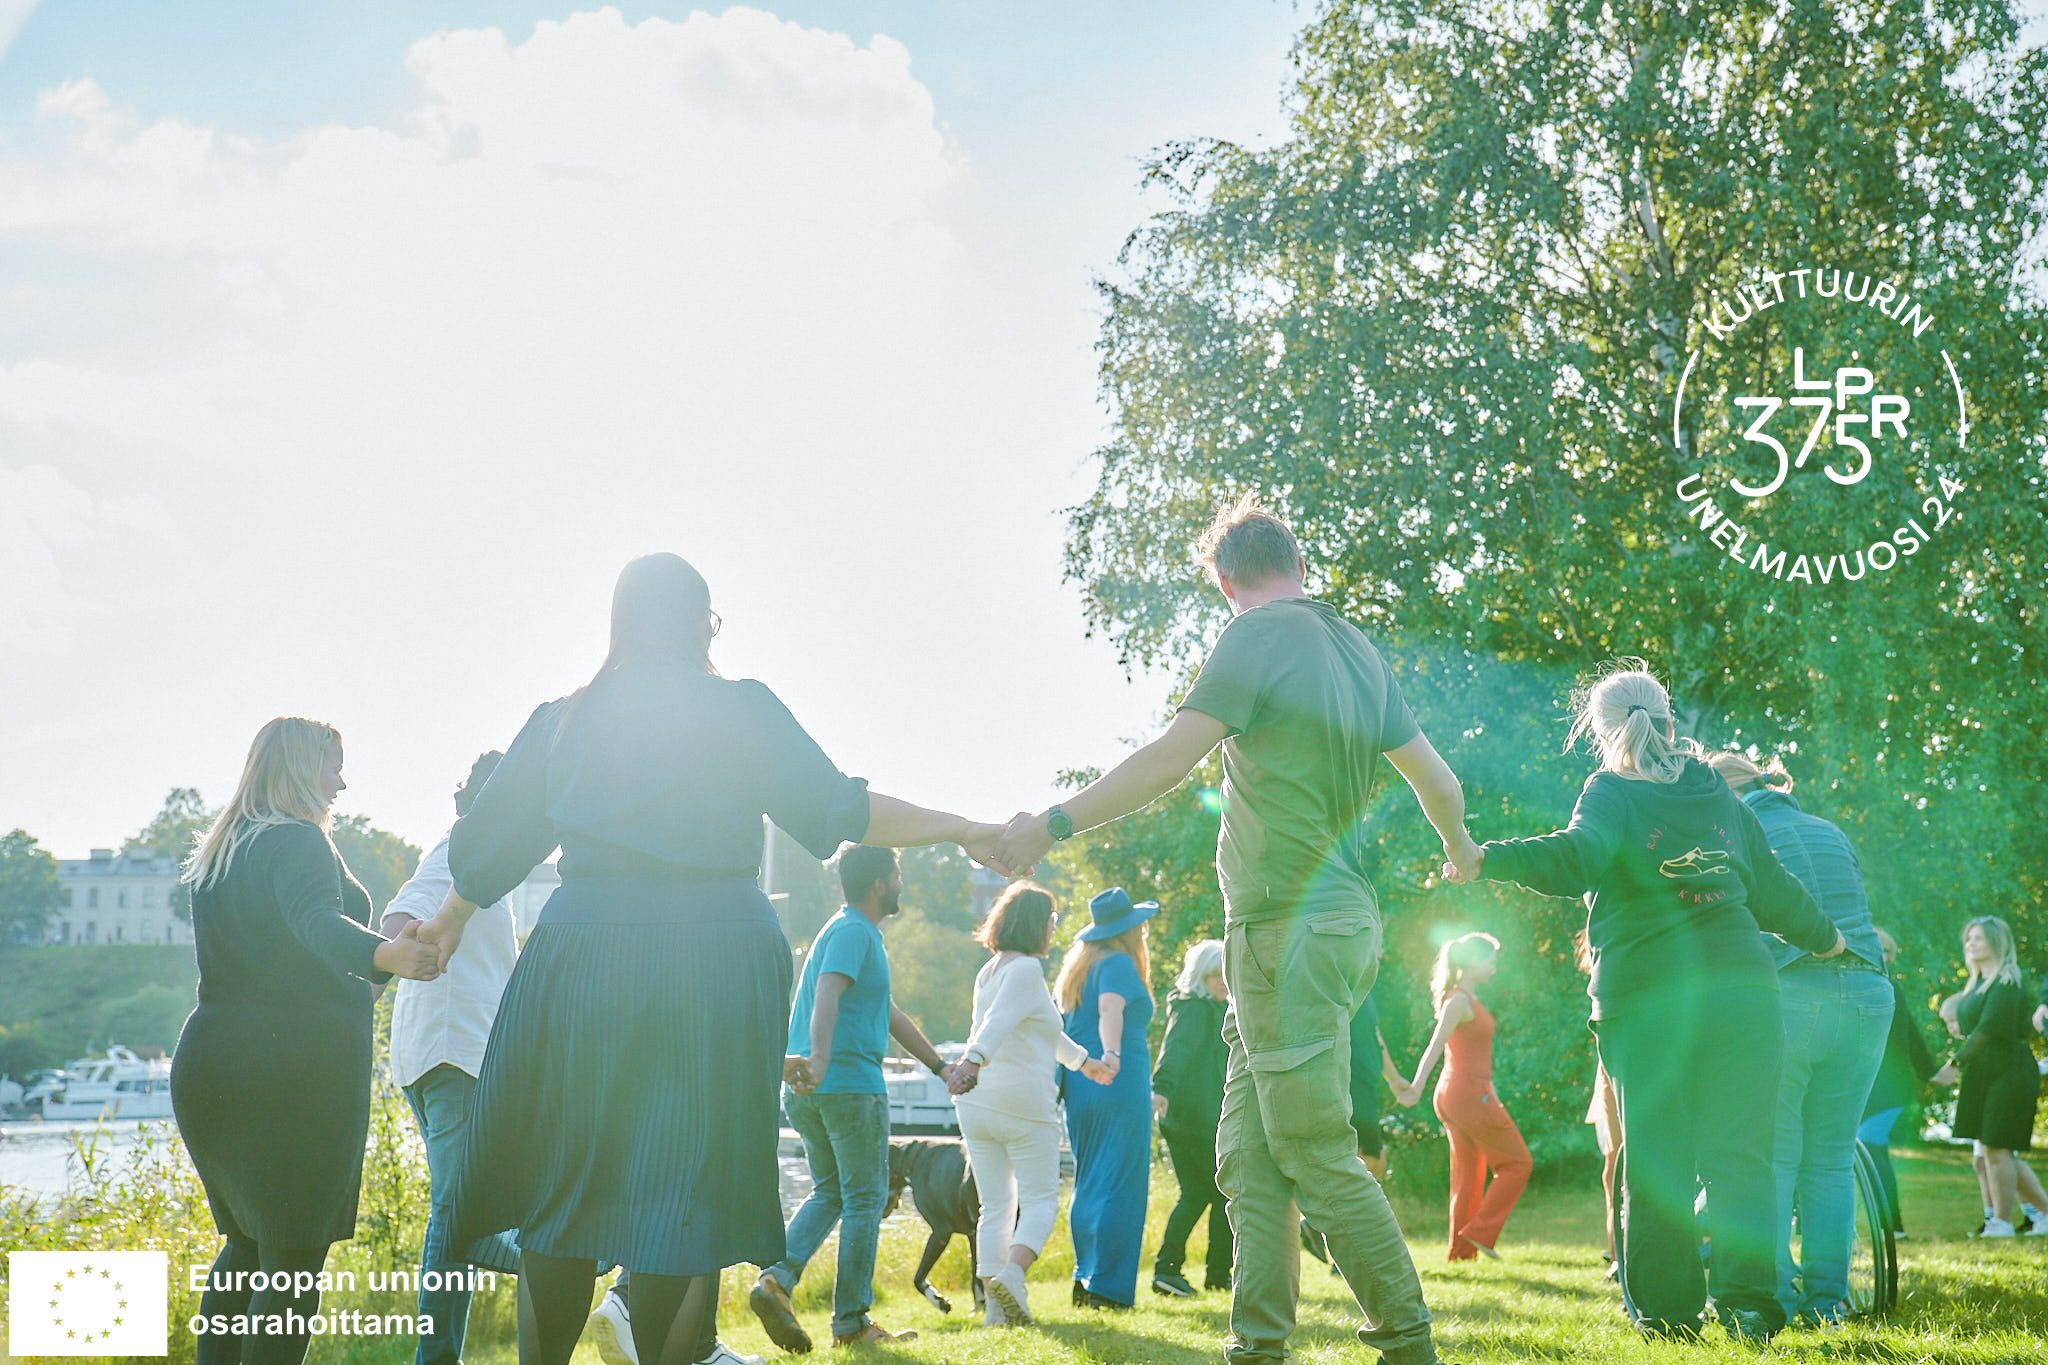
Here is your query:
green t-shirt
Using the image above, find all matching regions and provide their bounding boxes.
[1177,598,1419,924]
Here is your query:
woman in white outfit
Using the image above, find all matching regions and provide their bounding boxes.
[946,883,1110,1326]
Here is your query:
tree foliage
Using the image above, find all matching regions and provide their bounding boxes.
[329,815,423,915]
[0,830,67,946]
[126,788,216,922]
[1067,0,2047,1159]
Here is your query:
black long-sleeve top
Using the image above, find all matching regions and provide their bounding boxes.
[1956,976,2035,1067]
[1865,976,1940,1115]
[1480,758,1837,1019]
[450,661,870,906]
[1151,991,1228,1140]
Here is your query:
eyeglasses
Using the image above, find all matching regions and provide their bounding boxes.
[708,610,722,639]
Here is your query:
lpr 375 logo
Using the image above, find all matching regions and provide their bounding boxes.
[1671,266,1969,587]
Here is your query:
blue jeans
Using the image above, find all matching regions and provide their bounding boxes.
[404,1065,488,1365]
[770,1090,889,1339]
[1773,965,1894,1320]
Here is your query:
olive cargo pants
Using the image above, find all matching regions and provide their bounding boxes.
[1219,907,1437,1365]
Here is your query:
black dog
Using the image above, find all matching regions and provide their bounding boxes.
[885,1137,981,1314]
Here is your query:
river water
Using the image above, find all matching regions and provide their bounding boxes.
[2,1119,872,1225]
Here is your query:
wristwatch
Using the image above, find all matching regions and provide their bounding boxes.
[964,1048,989,1067]
[1046,805,1075,842]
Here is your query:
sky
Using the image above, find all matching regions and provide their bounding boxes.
[0,2,1308,857]
[5,2,2046,862]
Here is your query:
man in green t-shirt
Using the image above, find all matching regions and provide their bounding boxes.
[992,495,1477,1365]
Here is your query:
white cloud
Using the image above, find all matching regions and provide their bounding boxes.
[0,6,1163,849]
[0,464,168,654]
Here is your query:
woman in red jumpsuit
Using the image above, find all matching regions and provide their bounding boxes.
[1394,931,1533,1260]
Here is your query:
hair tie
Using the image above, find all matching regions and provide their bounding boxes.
[1626,703,1648,715]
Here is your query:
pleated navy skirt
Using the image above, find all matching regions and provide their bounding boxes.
[446,875,794,1276]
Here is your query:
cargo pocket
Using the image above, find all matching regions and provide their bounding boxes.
[1245,1036,1351,1160]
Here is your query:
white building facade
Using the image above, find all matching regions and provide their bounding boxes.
[50,849,194,945]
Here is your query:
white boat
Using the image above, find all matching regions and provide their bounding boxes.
[884,1049,962,1136]
[40,1046,174,1120]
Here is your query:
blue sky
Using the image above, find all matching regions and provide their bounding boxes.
[2,2,2042,860]
[0,2,1305,855]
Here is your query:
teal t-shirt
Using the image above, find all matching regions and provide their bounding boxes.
[787,907,891,1095]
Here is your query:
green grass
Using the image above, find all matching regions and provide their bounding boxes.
[6,1102,2045,1364]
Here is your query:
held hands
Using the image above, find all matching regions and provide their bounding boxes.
[943,1061,980,1096]
[414,911,467,973]
[783,1055,818,1095]
[1079,1056,1117,1085]
[1393,1082,1423,1109]
[1931,1062,1960,1088]
[987,811,1055,879]
[374,920,442,982]
[1152,1093,1168,1121]
[1439,832,1483,885]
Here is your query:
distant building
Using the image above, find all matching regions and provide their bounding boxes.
[45,847,563,947]
[50,849,193,946]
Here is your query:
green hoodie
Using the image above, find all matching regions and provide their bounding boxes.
[1480,758,1837,1019]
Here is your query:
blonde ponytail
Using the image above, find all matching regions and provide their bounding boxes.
[1562,658,1702,784]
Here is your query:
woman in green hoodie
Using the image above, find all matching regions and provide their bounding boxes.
[1149,939,1232,1298]
[1444,659,1842,1344]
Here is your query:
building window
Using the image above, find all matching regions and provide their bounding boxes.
[88,888,100,910]
[85,921,97,944]
[144,887,158,908]
[59,922,71,944]
[119,889,129,909]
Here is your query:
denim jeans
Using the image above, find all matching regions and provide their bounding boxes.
[770,1090,890,1339]
[1773,964,1894,1319]
[1218,910,1436,1365]
[403,1065,485,1365]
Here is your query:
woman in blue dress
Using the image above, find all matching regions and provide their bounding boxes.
[423,554,1001,1365]
[1055,887,1158,1309]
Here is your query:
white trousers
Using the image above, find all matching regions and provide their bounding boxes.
[956,1102,1064,1270]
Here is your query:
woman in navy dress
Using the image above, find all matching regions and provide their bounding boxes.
[172,718,442,1365]
[424,554,1000,1365]
[1055,888,1158,1309]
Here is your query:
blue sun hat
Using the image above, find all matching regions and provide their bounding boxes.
[1078,887,1160,942]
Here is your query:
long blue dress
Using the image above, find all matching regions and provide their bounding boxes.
[1062,950,1154,1305]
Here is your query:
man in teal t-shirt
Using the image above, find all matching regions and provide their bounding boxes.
[751,846,952,1351]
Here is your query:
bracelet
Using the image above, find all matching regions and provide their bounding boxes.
[1104,1050,1121,1060]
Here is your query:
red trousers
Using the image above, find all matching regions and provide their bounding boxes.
[1433,1078,1532,1259]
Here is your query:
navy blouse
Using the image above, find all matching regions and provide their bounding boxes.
[450,662,870,905]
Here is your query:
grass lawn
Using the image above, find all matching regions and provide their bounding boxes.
[418,1144,2045,1365]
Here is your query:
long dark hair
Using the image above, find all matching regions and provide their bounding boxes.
[556,554,718,740]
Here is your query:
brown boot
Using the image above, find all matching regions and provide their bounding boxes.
[747,1274,813,1354]
[831,1322,919,1348]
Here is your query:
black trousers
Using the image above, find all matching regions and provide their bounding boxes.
[1155,1122,1233,1287]
[1597,974,1785,1333]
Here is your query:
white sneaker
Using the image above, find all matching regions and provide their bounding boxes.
[695,1344,764,1365]
[2026,1211,2048,1237]
[1977,1217,2017,1238]
[987,1261,1033,1325]
[587,1291,638,1365]
[981,1282,1003,1328]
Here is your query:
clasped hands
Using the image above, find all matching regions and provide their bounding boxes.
[372,920,443,981]
[962,813,1055,880]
